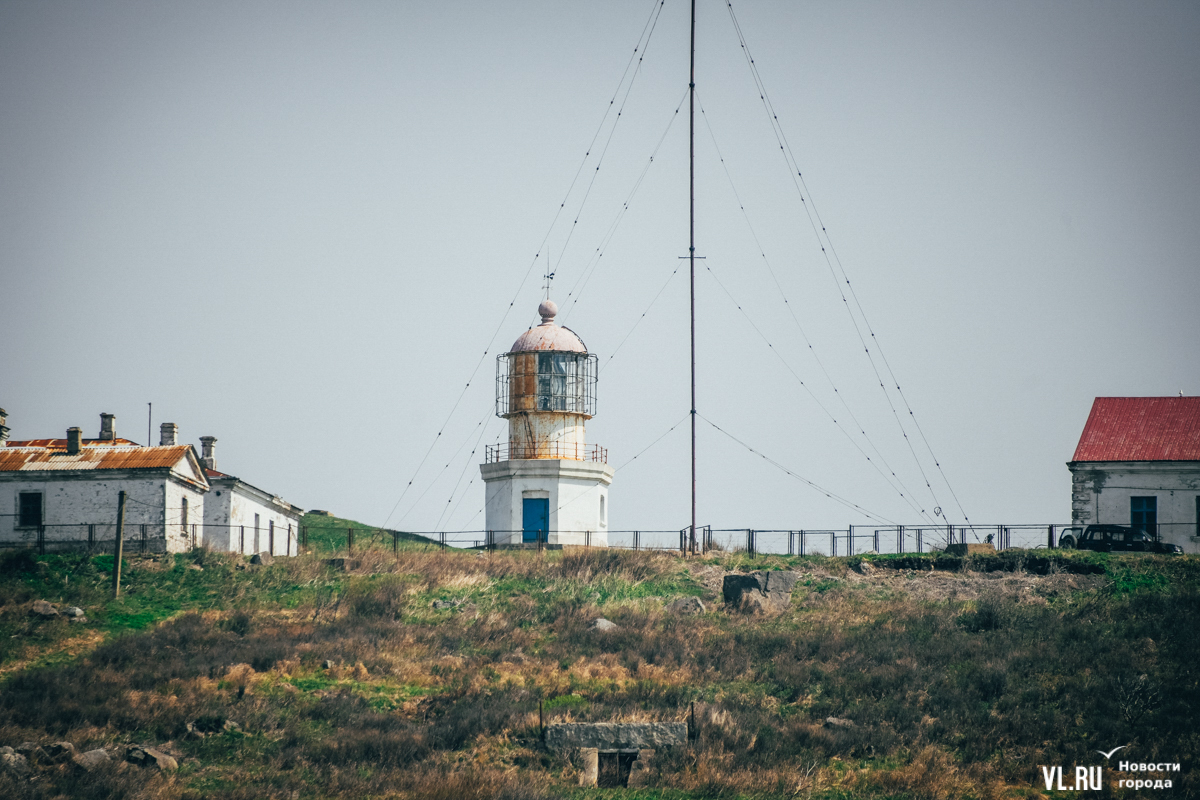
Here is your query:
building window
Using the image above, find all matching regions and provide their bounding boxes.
[600,494,606,525]
[18,492,42,528]
[1130,496,1157,538]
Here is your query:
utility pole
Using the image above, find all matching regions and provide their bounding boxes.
[112,490,126,597]
[689,0,697,555]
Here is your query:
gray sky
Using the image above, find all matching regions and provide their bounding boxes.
[2,0,1198,535]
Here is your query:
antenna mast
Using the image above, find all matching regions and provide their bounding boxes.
[688,0,697,554]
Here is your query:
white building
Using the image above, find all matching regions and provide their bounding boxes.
[199,435,303,557]
[480,300,614,547]
[1068,396,1200,553]
[0,410,302,556]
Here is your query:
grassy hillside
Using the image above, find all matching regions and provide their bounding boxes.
[0,544,1197,799]
[297,512,443,554]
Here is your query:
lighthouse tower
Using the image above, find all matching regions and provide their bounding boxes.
[481,300,614,547]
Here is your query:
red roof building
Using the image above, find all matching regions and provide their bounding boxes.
[1068,397,1200,552]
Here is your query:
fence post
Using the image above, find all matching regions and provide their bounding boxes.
[898,525,904,554]
[88,523,95,551]
[240,525,245,554]
[873,528,879,553]
[440,531,446,552]
[112,491,126,598]
[348,527,353,554]
[141,524,147,554]
[1048,525,1055,549]
[800,530,805,557]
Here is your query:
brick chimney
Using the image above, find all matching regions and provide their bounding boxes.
[67,427,82,455]
[199,436,217,470]
[160,422,178,446]
[98,412,116,441]
[0,408,8,443]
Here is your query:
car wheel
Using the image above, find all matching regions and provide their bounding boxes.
[1058,536,1075,550]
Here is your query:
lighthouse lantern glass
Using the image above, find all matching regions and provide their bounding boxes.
[496,351,597,418]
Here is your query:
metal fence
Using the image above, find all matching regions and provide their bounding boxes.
[0,521,298,556]
[5,520,1194,558]
[296,523,1082,556]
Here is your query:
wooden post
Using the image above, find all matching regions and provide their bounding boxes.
[112,490,126,597]
[240,525,245,554]
[539,699,544,741]
[690,701,696,742]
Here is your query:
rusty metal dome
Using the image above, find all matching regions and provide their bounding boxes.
[509,300,586,353]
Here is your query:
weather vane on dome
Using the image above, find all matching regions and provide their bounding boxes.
[542,266,555,300]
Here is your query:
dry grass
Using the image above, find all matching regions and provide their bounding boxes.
[0,547,1197,798]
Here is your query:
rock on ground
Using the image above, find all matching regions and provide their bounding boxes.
[30,600,58,618]
[1,750,29,776]
[722,571,799,613]
[126,746,178,771]
[250,551,273,566]
[590,618,619,632]
[73,749,110,771]
[824,716,856,728]
[665,596,706,615]
[43,742,76,762]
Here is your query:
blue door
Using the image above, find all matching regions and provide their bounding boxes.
[523,498,549,543]
[1131,496,1157,538]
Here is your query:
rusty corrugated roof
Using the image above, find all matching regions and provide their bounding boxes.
[1071,397,1200,462]
[5,438,140,448]
[0,445,195,472]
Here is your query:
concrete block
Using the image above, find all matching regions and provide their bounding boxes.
[544,722,687,754]
[578,747,598,786]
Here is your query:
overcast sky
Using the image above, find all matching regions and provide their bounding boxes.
[2,0,1198,538]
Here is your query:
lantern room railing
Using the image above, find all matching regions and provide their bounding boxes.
[496,352,598,418]
[485,442,607,464]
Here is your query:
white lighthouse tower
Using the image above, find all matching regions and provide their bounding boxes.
[481,299,614,547]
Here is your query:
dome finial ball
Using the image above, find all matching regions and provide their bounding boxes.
[538,299,558,325]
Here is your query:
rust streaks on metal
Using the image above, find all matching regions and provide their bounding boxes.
[0,445,194,472]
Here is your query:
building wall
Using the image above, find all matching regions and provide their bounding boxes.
[0,472,204,553]
[203,479,301,556]
[482,459,613,547]
[1069,461,1200,553]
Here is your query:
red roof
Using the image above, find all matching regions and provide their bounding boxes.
[1072,397,1200,462]
[0,444,197,472]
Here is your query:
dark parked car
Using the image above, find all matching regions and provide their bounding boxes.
[1057,524,1183,554]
